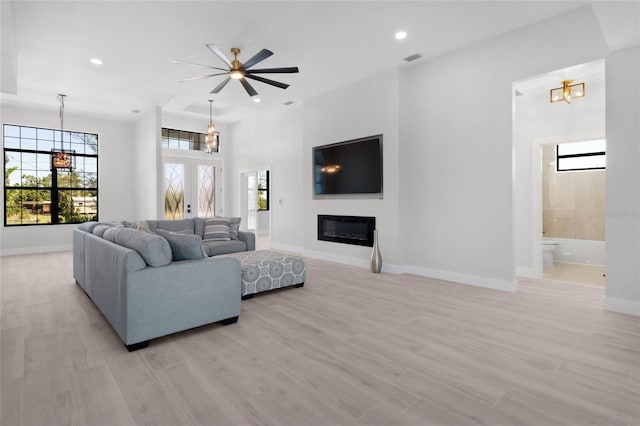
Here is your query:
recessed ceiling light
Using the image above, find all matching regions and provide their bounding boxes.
[395,31,407,40]
[90,58,103,65]
[252,97,261,103]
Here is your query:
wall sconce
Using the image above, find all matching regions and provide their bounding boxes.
[550,79,585,104]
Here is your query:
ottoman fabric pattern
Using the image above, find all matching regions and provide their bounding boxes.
[221,250,306,297]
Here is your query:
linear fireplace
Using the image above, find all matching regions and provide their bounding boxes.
[317,215,376,247]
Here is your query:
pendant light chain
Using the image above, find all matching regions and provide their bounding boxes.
[59,93,66,151]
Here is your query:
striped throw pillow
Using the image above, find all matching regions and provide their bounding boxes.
[204,218,232,241]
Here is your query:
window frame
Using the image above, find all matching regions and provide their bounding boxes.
[161,127,220,153]
[257,170,269,212]
[3,124,99,226]
[556,140,606,172]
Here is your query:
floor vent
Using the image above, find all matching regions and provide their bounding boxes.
[403,53,422,62]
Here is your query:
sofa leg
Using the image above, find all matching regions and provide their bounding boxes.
[126,340,149,352]
[241,294,254,300]
[221,316,239,325]
[295,282,305,288]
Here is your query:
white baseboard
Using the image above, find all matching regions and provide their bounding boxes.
[299,249,515,292]
[605,297,640,316]
[1,244,72,256]
[302,249,371,269]
[269,242,304,254]
[403,265,518,292]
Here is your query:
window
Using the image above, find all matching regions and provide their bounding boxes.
[3,124,98,226]
[161,128,219,153]
[257,170,269,211]
[556,139,606,172]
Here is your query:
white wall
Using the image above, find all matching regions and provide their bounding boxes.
[257,210,270,235]
[605,46,640,316]
[514,66,606,277]
[133,107,161,220]
[303,69,401,267]
[399,6,608,290]
[227,106,304,249]
[0,102,137,254]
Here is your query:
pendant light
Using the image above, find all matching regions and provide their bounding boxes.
[51,94,74,169]
[205,99,218,153]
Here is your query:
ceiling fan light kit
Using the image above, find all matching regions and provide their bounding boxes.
[173,45,300,98]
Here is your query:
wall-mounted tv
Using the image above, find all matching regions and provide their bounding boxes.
[313,134,383,198]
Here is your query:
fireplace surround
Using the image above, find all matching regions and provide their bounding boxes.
[317,215,376,247]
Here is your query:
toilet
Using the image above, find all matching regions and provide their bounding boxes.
[542,241,559,268]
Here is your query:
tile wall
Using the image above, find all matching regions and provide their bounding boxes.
[542,145,605,241]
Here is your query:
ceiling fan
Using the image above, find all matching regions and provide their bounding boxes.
[172,44,299,98]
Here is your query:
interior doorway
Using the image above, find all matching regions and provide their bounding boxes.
[536,139,606,287]
[514,59,606,288]
[240,168,271,249]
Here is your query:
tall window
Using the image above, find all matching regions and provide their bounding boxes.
[3,124,98,226]
[257,170,269,211]
[556,139,606,172]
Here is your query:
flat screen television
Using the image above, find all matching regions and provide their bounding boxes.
[313,134,383,198]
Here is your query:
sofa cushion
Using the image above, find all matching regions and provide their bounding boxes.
[108,227,172,267]
[148,219,195,234]
[155,228,207,261]
[102,227,119,243]
[124,220,153,233]
[202,239,247,256]
[78,221,100,233]
[93,224,113,237]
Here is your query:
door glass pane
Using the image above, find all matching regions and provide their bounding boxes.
[164,162,185,219]
[197,164,215,218]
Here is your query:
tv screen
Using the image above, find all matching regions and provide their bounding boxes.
[313,135,383,198]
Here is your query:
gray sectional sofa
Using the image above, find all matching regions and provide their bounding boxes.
[73,218,255,351]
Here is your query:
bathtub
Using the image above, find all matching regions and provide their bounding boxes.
[543,237,605,266]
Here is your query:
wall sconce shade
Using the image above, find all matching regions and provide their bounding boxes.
[550,80,585,104]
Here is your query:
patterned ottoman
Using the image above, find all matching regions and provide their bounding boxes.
[220,250,306,299]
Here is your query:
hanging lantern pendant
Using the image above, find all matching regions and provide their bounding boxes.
[52,93,74,169]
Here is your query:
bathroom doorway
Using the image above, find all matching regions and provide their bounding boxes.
[539,140,606,287]
[514,59,607,288]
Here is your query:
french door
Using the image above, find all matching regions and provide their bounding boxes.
[162,156,223,219]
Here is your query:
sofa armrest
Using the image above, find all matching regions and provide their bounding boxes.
[125,256,242,345]
[238,231,256,251]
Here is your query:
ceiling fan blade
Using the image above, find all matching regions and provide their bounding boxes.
[210,77,231,94]
[242,49,273,70]
[245,67,299,74]
[239,78,259,97]
[170,59,228,71]
[179,73,229,82]
[206,44,233,68]
[245,74,290,90]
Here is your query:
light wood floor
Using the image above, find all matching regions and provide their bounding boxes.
[1,251,639,426]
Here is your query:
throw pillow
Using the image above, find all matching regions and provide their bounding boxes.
[226,217,241,240]
[203,220,231,241]
[204,217,241,240]
[155,228,207,261]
